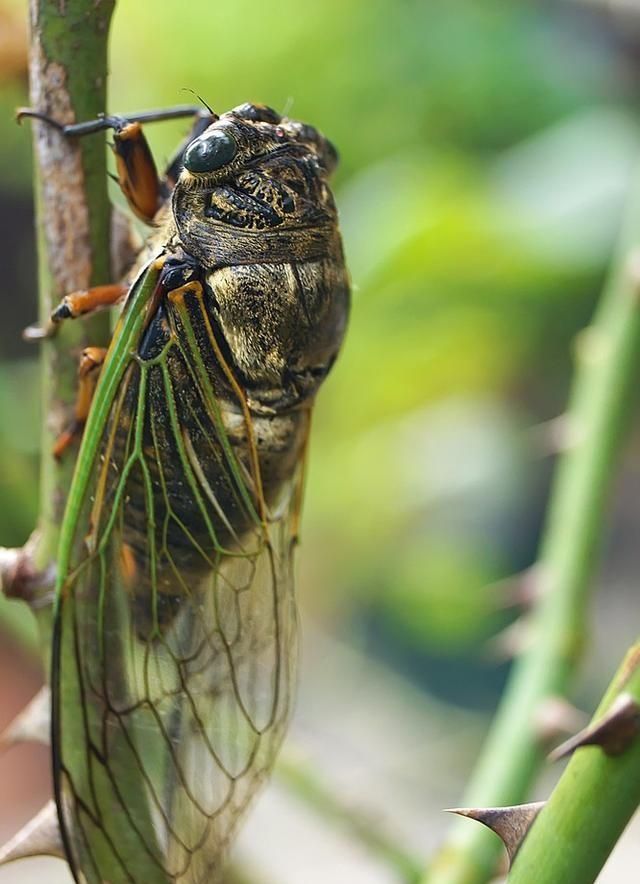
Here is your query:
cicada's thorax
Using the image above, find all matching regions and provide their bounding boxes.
[118,112,349,634]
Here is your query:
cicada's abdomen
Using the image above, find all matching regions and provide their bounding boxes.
[101,286,306,636]
[104,215,348,637]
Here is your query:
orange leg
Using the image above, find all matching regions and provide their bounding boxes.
[111,122,162,223]
[111,111,215,218]
[53,347,107,459]
[18,106,214,345]
[24,283,127,341]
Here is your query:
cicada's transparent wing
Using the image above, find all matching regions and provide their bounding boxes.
[53,270,303,884]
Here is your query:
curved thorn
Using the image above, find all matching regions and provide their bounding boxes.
[484,615,534,661]
[445,802,545,863]
[534,695,588,746]
[493,565,543,612]
[0,686,51,750]
[0,801,64,864]
[549,692,640,760]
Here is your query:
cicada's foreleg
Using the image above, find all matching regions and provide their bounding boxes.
[23,283,127,341]
[110,120,164,223]
[16,104,206,136]
[53,346,107,459]
[17,104,214,221]
[112,109,215,218]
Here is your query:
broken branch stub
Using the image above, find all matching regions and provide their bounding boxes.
[0,535,55,607]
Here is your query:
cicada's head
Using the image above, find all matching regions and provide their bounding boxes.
[180,103,338,184]
[172,103,342,267]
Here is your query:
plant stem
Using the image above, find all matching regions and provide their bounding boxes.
[277,752,423,883]
[26,0,115,637]
[509,641,640,883]
[426,172,640,884]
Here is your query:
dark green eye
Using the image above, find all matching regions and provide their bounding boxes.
[183,130,237,173]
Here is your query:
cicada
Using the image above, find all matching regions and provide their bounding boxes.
[25,101,349,883]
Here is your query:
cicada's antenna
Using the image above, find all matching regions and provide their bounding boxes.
[281,96,295,118]
[181,89,218,120]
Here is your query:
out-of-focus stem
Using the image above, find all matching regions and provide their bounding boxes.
[426,170,640,884]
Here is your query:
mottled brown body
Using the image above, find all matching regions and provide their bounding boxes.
[112,104,349,632]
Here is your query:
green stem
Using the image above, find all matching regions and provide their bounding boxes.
[426,173,640,884]
[278,752,423,883]
[27,0,115,631]
[509,642,640,883]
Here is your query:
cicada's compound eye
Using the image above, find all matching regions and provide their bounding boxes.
[183,129,237,173]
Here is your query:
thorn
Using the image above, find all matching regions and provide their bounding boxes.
[0,686,50,750]
[446,802,545,863]
[534,696,588,747]
[493,565,544,612]
[484,615,534,661]
[529,414,585,457]
[549,692,640,761]
[0,801,64,864]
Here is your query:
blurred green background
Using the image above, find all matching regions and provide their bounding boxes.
[1,1,640,881]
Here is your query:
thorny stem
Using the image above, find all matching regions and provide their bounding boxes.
[509,642,640,883]
[426,172,640,884]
